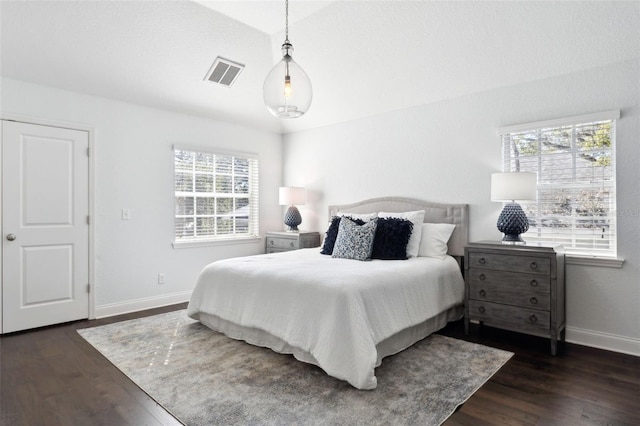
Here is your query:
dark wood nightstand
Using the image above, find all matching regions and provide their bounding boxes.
[265,231,321,253]
[464,241,566,355]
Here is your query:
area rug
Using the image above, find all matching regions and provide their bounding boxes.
[78,310,512,426]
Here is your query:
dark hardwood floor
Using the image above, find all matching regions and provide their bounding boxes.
[1,304,638,425]
[1,304,187,426]
[439,325,640,426]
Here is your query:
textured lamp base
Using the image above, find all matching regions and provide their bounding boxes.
[501,233,526,245]
[497,202,529,245]
[284,205,302,232]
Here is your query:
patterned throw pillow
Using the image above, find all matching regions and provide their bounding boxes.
[320,216,366,255]
[371,217,414,260]
[332,217,378,261]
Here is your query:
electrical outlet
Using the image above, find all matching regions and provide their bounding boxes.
[122,208,130,220]
[158,273,166,284]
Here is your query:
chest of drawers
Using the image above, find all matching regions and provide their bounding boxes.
[265,231,321,253]
[464,241,565,355]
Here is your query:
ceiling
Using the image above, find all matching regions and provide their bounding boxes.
[1,1,638,134]
[193,0,336,35]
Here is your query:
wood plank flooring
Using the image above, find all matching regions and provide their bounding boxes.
[1,304,638,425]
[439,325,640,425]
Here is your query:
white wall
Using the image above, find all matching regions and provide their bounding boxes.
[283,59,640,355]
[1,78,283,316]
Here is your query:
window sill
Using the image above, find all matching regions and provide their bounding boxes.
[172,236,261,249]
[566,255,624,268]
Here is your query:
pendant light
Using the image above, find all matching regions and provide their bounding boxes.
[263,0,312,118]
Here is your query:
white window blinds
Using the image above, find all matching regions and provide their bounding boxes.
[499,111,618,257]
[174,147,259,242]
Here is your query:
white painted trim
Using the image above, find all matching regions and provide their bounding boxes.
[172,236,262,249]
[0,112,95,134]
[497,110,620,134]
[95,290,192,319]
[0,121,4,332]
[172,143,259,161]
[566,326,640,357]
[88,128,97,319]
[469,320,639,357]
[566,255,624,268]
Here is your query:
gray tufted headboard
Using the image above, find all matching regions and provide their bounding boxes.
[328,196,469,257]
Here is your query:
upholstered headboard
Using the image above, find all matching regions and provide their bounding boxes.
[328,196,469,257]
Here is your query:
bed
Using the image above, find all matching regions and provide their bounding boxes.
[187,197,469,389]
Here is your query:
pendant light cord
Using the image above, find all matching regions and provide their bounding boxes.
[285,0,289,43]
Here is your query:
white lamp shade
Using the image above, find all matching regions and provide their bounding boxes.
[279,186,306,205]
[491,172,537,201]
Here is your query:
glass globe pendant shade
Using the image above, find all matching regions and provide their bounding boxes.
[263,43,312,118]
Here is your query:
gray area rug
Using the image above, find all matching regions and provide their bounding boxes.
[78,310,512,426]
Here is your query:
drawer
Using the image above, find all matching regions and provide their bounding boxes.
[469,280,550,310]
[468,252,551,276]
[266,237,299,250]
[266,247,289,254]
[468,269,550,293]
[468,300,550,332]
[299,234,321,248]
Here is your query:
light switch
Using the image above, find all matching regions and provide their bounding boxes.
[122,208,130,220]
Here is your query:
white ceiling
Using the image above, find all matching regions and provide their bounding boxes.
[1,1,638,134]
[193,1,336,35]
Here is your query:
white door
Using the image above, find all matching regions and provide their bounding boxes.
[2,121,89,333]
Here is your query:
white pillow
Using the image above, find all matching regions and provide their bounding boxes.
[378,210,425,257]
[336,211,377,222]
[418,223,456,259]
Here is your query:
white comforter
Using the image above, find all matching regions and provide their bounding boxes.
[187,248,464,389]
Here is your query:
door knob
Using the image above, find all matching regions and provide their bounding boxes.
[6,234,16,241]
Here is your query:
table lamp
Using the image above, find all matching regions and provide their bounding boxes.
[279,186,305,231]
[491,172,537,244]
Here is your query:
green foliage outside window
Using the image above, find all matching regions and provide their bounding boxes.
[502,118,616,256]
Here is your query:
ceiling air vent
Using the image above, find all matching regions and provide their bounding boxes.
[204,57,244,87]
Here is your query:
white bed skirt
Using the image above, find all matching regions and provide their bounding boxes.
[197,305,463,375]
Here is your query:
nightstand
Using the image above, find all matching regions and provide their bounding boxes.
[265,231,321,253]
[464,241,566,355]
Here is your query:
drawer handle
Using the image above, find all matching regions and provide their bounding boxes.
[478,306,486,314]
[269,240,274,245]
[479,273,486,281]
[530,279,538,287]
[479,257,486,265]
[479,289,486,297]
[530,261,538,270]
[290,242,295,247]
[529,314,538,323]
[530,297,538,305]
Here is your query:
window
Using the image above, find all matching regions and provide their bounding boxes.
[174,147,259,243]
[499,111,619,258]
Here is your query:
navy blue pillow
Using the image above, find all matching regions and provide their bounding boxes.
[371,218,414,260]
[320,216,366,255]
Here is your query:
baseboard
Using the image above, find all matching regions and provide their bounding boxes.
[95,290,192,319]
[566,326,640,357]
